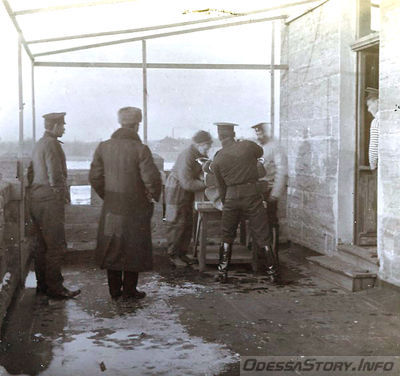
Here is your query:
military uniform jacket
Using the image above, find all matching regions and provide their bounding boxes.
[259,140,288,198]
[212,138,263,203]
[28,131,68,202]
[89,128,162,272]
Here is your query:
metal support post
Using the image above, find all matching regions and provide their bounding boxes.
[142,40,148,144]
[31,61,36,142]
[18,36,24,157]
[270,21,275,138]
[17,35,26,284]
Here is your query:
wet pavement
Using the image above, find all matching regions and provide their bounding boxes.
[1,244,400,376]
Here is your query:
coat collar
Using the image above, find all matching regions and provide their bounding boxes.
[43,131,63,143]
[111,127,142,142]
[220,137,236,148]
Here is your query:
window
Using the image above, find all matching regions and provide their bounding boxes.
[358,0,381,38]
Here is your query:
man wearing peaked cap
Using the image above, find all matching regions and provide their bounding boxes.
[214,122,238,138]
[90,106,161,300]
[43,112,66,127]
[27,112,81,299]
[211,121,273,283]
[252,122,288,279]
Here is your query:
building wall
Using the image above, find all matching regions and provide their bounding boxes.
[377,0,400,285]
[280,0,342,253]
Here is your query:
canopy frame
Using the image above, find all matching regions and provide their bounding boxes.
[2,0,322,146]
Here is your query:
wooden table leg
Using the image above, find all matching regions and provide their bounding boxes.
[252,238,258,272]
[239,219,247,245]
[199,214,207,272]
[193,214,202,258]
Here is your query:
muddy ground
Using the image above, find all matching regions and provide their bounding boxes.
[0,244,399,376]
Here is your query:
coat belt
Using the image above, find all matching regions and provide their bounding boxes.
[225,182,259,199]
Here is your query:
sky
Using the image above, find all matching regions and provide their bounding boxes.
[0,0,292,142]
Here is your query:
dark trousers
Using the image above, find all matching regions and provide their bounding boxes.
[222,194,271,247]
[264,188,279,226]
[30,198,66,294]
[166,203,193,257]
[107,270,139,298]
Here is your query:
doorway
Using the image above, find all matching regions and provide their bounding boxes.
[355,44,379,246]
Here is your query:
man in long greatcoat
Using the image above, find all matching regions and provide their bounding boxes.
[165,131,212,267]
[89,107,161,300]
[28,112,81,299]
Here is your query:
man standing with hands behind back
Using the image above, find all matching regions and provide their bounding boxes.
[90,107,161,300]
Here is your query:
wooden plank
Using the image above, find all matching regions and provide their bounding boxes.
[351,32,379,51]
[33,15,287,57]
[202,244,253,264]
[34,61,289,70]
[67,169,89,186]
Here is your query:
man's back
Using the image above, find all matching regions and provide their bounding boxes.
[90,127,161,207]
[30,132,67,200]
[213,139,263,186]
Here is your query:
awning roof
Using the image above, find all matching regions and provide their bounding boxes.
[4,0,322,60]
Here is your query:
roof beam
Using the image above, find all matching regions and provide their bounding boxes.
[13,0,138,16]
[34,61,289,70]
[33,14,287,57]
[26,0,320,44]
[2,0,34,60]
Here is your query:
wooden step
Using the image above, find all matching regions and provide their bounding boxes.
[307,255,376,292]
[337,244,378,272]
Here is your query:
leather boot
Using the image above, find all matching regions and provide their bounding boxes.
[215,243,232,283]
[107,270,123,299]
[264,245,278,282]
[123,272,146,300]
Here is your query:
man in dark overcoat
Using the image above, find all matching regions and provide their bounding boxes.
[165,131,212,267]
[89,107,161,299]
[211,122,274,283]
[28,112,81,299]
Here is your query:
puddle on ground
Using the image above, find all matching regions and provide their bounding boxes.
[1,272,238,376]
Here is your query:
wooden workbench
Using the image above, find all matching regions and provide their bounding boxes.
[193,201,257,272]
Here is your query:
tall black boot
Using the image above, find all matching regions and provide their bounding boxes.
[215,243,232,283]
[264,245,278,282]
